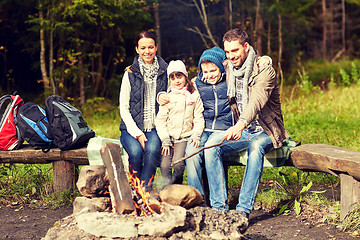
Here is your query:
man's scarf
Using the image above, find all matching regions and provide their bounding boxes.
[226,45,256,114]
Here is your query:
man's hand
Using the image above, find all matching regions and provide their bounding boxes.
[161,145,171,156]
[224,121,246,140]
[189,138,200,148]
[136,134,147,149]
[158,93,170,106]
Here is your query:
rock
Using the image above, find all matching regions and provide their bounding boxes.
[76,211,138,238]
[76,165,109,197]
[73,196,111,214]
[159,184,203,209]
[209,230,227,239]
[138,202,187,237]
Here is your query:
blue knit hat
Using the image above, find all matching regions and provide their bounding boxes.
[198,46,226,75]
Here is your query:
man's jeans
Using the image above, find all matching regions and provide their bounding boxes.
[235,131,273,214]
[188,130,273,212]
[120,129,161,190]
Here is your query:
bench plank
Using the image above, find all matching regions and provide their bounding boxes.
[290,144,360,180]
[0,145,89,165]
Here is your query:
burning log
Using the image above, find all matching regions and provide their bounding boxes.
[100,142,135,214]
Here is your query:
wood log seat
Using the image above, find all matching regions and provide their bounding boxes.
[1,142,359,219]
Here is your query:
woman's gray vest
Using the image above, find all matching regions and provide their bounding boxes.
[119,56,168,132]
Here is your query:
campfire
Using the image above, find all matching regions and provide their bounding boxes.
[99,142,162,217]
[42,142,249,240]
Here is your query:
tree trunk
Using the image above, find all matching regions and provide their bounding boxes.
[154,2,161,56]
[341,0,346,51]
[224,0,233,31]
[79,55,85,105]
[93,51,103,97]
[255,0,262,55]
[322,0,327,61]
[329,0,334,58]
[39,0,50,92]
[277,0,284,99]
[49,0,56,95]
[267,21,271,54]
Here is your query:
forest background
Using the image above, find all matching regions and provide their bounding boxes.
[1,0,360,221]
[1,0,360,104]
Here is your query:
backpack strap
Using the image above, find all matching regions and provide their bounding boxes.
[0,95,12,124]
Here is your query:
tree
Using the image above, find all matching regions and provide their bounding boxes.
[182,0,219,47]
[26,0,151,102]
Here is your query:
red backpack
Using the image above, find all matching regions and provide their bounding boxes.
[0,93,24,150]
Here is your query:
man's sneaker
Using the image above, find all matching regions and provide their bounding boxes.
[238,210,250,221]
[237,210,249,233]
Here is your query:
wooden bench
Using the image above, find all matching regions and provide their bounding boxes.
[0,145,89,196]
[1,143,359,220]
[224,144,360,220]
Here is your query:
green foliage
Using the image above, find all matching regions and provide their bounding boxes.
[296,66,320,94]
[82,97,120,139]
[288,59,360,88]
[256,187,286,210]
[24,0,151,99]
[283,85,360,151]
[342,204,360,232]
[0,164,53,204]
[276,171,326,215]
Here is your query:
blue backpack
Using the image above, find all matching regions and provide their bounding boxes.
[15,102,54,151]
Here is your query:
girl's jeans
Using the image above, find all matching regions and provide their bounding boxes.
[161,141,187,187]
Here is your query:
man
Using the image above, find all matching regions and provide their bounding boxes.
[204,29,289,219]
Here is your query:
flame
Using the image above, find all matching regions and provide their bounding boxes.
[128,170,159,216]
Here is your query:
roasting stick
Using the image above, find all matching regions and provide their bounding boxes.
[171,137,226,167]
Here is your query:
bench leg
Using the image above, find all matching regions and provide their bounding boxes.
[340,174,360,220]
[53,160,75,196]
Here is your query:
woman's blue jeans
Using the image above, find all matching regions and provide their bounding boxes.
[120,129,161,190]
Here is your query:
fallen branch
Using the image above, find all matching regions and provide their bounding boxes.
[171,137,226,167]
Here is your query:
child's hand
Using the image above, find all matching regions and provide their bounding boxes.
[189,138,200,148]
[161,145,171,156]
[257,56,272,67]
[158,93,170,106]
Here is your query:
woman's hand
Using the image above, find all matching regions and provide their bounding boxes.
[189,138,201,148]
[136,134,147,149]
[161,145,171,156]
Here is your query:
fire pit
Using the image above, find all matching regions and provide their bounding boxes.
[42,143,248,240]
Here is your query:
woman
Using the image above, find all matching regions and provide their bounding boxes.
[119,31,168,191]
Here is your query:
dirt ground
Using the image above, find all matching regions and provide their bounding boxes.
[0,185,359,240]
